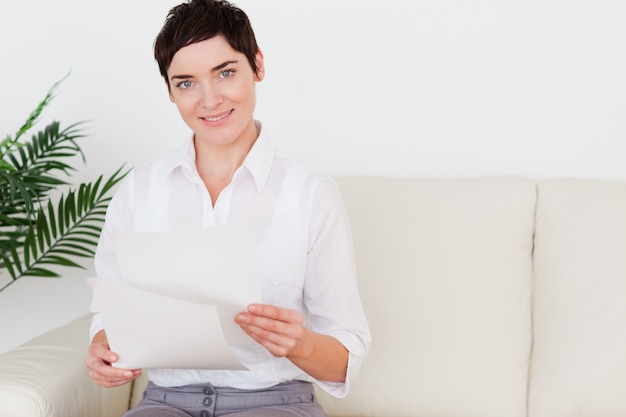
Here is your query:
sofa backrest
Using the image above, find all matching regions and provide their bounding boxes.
[126,176,626,417]
[317,177,537,417]
[529,179,626,416]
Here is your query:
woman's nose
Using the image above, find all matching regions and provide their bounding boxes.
[201,84,222,109]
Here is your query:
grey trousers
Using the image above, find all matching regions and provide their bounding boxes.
[124,380,329,417]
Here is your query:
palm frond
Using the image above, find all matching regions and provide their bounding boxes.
[14,75,68,142]
[0,167,128,291]
[1,121,87,217]
[9,121,86,172]
[1,76,130,292]
[0,75,66,160]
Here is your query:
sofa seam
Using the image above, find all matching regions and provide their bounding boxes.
[525,180,539,417]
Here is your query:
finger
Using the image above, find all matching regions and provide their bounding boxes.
[85,355,141,383]
[88,342,119,365]
[239,323,296,357]
[91,374,138,388]
[237,311,304,340]
[240,320,298,345]
[85,356,141,379]
[88,370,135,388]
[247,304,302,324]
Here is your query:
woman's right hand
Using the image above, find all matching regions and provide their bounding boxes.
[85,329,142,387]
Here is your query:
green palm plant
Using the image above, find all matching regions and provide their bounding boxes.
[0,78,127,292]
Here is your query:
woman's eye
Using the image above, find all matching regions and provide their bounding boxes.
[178,80,193,89]
[220,69,235,78]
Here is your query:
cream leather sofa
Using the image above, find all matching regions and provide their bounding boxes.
[1,177,625,417]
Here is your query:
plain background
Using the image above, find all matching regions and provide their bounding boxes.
[1,0,626,352]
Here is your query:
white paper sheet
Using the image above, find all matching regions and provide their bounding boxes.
[89,224,263,370]
[88,278,247,370]
[112,224,262,345]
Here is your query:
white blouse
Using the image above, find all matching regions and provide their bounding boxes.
[90,122,370,397]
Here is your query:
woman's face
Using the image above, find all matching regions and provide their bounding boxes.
[167,35,264,148]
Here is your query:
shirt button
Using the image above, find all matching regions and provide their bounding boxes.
[203,397,213,406]
[202,412,210,417]
[204,387,215,395]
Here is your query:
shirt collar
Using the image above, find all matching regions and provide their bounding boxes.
[243,121,274,192]
[167,120,274,193]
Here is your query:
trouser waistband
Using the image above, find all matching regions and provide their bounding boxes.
[143,379,316,411]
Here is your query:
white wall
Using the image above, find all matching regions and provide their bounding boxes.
[1,0,626,352]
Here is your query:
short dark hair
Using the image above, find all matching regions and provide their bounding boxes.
[154,0,259,84]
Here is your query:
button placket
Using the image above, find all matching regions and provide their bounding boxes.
[200,385,216,417]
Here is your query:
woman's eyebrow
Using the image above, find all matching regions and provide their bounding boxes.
[212,60,238,72]
[169,60,239,81]
[170,74,193,81]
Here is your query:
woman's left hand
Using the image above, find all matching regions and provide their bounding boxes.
[235,304,312,359]
[235,303,349,382]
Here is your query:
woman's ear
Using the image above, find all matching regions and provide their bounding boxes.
[255,49,265,82]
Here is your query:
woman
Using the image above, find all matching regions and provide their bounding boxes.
[85,1,370,416]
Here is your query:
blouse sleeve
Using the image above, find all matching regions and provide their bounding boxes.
[304,177,371,397]
[88,170,136,341]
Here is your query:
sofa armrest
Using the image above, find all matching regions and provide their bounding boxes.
[0,314,131,417]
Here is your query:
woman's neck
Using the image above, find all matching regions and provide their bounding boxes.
[193,121,259,205]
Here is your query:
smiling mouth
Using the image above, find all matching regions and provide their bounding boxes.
[201,109,233,122]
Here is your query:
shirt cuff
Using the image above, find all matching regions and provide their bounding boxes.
[89,312,105,342]
[314,331,367,398]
